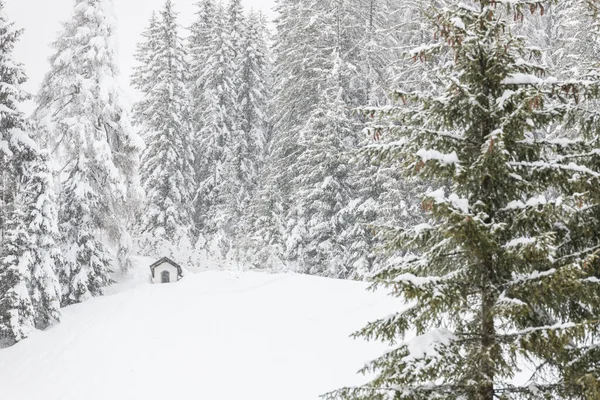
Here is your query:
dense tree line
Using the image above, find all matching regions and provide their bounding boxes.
[132,0,418,278]
[1,0,140,346]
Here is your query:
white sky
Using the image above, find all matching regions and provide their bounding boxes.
[5,0,275,113]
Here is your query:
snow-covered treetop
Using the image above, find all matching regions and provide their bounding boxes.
[35,0,143,161]
[0,0,30,156]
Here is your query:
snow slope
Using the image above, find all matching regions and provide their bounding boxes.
[0,258,403,400]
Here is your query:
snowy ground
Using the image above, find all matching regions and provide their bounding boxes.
[0,257,403,400]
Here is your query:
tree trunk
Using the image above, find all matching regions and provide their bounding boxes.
[480,268,496,400]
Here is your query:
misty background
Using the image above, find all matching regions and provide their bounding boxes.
[6,0,275,112]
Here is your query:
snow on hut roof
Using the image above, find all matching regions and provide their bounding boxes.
[149,257,183,278]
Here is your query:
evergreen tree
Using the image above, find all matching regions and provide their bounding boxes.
[134,0,195,257]
[328,1,600,399]
[285,54,354,278]
[35,0,142,303]
[232,10,273,263]
[58,159,113,305]
[245,186,286,270]
[227,0,245,61]
[270,0,332,157]
[342,0,432,279]
[188,0,217,141]
[0,1,59,347]
[207,0,270,263]
[239,10,271,172]
[192,3,240,258]
[352,0,399,106]
[263,0,338,268]
[20,148,62,330]
[131,12,160,129]
[0,0,28,250]
[1,140,61,343]
[0,196,34,345]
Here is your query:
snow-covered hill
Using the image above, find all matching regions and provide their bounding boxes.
[0,258,402,400]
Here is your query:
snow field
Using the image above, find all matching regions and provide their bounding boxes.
[0,258,403,400]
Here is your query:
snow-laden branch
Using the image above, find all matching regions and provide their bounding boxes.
[509,161,600,178]
[426,188,469,214]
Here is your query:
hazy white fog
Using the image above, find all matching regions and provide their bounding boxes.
[5,0,275,112]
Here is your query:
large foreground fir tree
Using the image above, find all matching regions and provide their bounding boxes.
[328,1,600,399]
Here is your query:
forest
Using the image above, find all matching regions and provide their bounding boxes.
[1,0,600,398]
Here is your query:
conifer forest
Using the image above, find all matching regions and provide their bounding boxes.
[1,0,600,399]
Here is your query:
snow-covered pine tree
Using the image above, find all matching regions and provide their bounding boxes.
[226,0,246,117]
[262,0,337,269]
[231,10,273,264]
[351,0,400,106]
[0,152,62,341]
[245,187,286,270]
[275,0,384,277]
[0,147,33,346]
[341,157,429,280]
[0,194,34,346]
[16,145,63,331]
[316,0,388,278]
[188,0,216,242]
[238,10,271,165]
[192,3,241,259]
[214,2,248,242]
[327,0,600,399]
[285,53,354,278]
[341,0,435,280]
[188,0,217,141]
[0,0,28,250]
[245,154,286,269]
[0,1,61,343]
[207,0,272,264]
[1,145,61,344]
[131,12,160,129]
[58,160,113,305]
[35,0,142,303]
[227,0,245,60]
[269,0,328,189]
[134,0,195,258]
